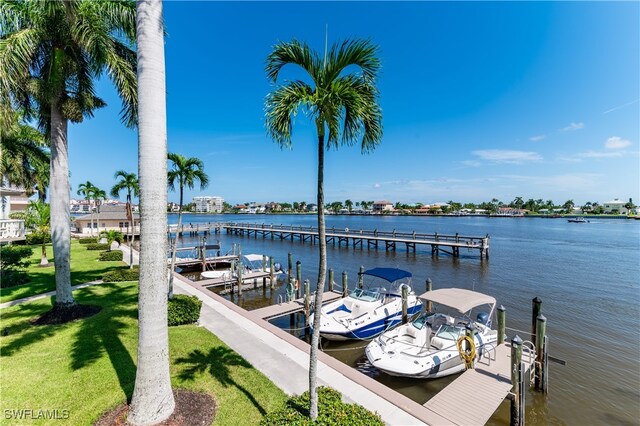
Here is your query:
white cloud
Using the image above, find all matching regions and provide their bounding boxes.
[529,135,546,142]
[460,160,481,167]
[561,122,584,131]
[373,183,381,188]
[579,150,624,158]
[472,149,542,164]
[605,136,631,150]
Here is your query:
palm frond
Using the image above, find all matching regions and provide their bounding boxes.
[322,38,381,85]
[265,39,320,84]
[265,80,314,148]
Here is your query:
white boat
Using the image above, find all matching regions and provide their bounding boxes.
[309,268,422,341]
[201,254,280,280]
[365,288,498,378]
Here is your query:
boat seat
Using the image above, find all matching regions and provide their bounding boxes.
[430,336,452,351]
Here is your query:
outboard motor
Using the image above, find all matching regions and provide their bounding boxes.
[476,312,489,325]
[274,262,282,272]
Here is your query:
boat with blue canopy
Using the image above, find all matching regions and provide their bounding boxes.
[309,267,422,341]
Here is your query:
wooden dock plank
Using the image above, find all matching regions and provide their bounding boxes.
[423,343,534,425]
[198,270,271,287]
[251,291,343,320]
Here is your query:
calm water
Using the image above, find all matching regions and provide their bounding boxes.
[170,213,640,425]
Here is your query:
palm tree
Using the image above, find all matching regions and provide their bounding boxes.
[127,0,175,423]
[345,199,353,213]
[167,152,209,297]
[512,196,524,209]
[265,38,383,419]
[77,181,97,236]
[99,230,123,251]
[93,187,107,235]
[0,0,137,310]
[563,199,575,213]
[111,170,139,268]
[21,200,50,266]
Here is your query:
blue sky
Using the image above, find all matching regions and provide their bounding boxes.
[69,1,639,206]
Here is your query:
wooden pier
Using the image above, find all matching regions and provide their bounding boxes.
[168,222,223,236]
[252,291,343,320]
[223,222,490,258]
[174,254,237,269]
[198,270,272,289]
[423,342,534,425]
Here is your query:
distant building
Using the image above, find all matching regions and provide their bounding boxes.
[73,204,139,235]
[193,196,224,213]
[307,204,318,212]
[602,198,628,214]
[0,185,27,242]
[372,200,393,213]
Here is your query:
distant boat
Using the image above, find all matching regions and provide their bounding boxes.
[568,217,589,223]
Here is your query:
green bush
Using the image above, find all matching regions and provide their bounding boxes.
[26,233,51,245]
[86,243,110,250]
[99,250,123,261]
[261,387,383,426]
[0,245,33,288]
[168,295,202,326]
[0,270,30,288]
[78,237,98,244]
[102,267,139,282]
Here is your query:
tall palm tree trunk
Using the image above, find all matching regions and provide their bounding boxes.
[309,131,327,420]
[168,186,183,298]
[128,194,134,268]
[50,102,75,307]
[128,0,175,424]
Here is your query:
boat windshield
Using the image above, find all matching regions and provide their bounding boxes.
[412,313,435,330]
[435,324,464,341]
[349,288,381,302]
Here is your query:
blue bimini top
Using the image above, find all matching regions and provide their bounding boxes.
[362,267,412,283]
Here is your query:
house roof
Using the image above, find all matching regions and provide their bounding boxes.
[74,205,139,221]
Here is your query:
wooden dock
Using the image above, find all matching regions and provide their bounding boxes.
[252,291,343,320]
[423,342,535,425]
[174,254,238,269]
[168,222,223,236]
[223,222,490,258]
[197,270,272,288]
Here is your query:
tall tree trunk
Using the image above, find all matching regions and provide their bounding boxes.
[309,131,327,420]
[128,1,175,424]
[168,186,183,298]
[50,102,75,307]
[128,193,134,269]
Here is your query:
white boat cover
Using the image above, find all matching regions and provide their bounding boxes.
[417,288,495,313]
[243,254,266,262]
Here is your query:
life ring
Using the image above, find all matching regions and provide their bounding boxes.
[456,335,476,369]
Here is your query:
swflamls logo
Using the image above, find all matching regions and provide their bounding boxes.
[4,409,70,420]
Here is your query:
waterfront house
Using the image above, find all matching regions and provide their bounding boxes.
[0,185,27,242]
[373,200,394,213]
[602,198,628,214]
[73,204,139,235]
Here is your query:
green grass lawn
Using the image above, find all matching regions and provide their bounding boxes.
[0,282,288,425]
[1,240,126,304]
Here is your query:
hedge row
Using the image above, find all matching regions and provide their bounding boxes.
[99,250,123,261]
[168,295,202,326]
[86,243,110,251]
[78,238,98,244]
[102,267,139,282]
[260,387,383,425]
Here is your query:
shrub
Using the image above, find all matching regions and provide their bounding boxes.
[168,295,202,326]
[86,243,110,250]
[78,237,98,244]
[0,245,33,288]
[102,267,139,282]
[260,387,383,426]
[26,233,51,245]
[99,250,123,261]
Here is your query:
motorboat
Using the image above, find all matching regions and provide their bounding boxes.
[201,254,281,279]
[309,268,422,341]
[365,288,498,378]
[567,217,589,223]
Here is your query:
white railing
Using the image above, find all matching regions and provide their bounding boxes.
[0,219,26,241]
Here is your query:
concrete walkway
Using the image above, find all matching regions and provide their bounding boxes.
[0,280,103,309]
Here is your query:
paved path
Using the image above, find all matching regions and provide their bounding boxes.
[0,280,104,309]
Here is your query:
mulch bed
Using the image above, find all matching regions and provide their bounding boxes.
[95,390,216,426]
[33,304,102,325]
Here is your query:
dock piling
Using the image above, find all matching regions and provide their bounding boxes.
[401,285,408,324]
[328,269,334,292]
[535,314,547,392]
[296,261,302,299]
[237,261,243,295]
[426,278,433,312]
[465,323,476,369]
[358,265,364,289]
[287,252,292,284]
[269,257,275,290]
[498,305,506,345]
[531,297,542,342]
[510,335,524,426]
[304,279,310,326]
[342,271,348,297]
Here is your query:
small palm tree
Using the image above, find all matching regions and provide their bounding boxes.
[93,187,107,235]
[99,230,123,251]
[22,201,51,266]
[345,199,353,213]
[265,38,383,419]
[111,170,139,268]
[77,181,97,235]
[167,152,209,297]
